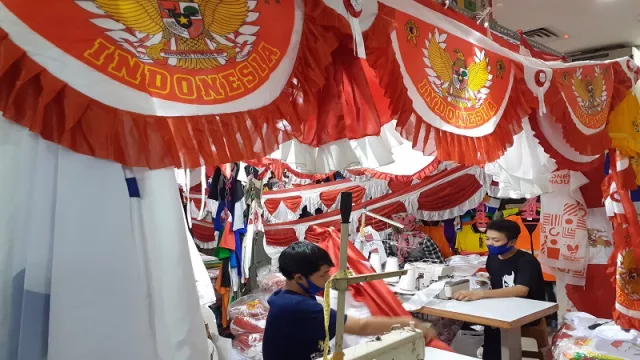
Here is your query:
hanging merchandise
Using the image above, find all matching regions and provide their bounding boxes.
[455,224,488,254]
[604,152,640,330]
[539,170,590,286]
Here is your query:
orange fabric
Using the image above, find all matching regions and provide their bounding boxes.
[0,1,343,169]
[219,220,236,251]
[263,196,303,215]
[215,270,231,328]
[419,225,453,259]
[506,216,534,253]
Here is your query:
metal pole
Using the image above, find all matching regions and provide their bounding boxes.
[333,192,352,357]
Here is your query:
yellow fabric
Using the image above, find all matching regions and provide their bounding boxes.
[501,208,521,218]
[608,91,640,158]
[455,225,487,253]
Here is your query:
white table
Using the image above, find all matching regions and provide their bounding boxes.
[418,297,558,360]
[424,346,477,359]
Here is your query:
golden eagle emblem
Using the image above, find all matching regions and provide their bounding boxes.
[85,0,253,69]
[572,66,607,114]
[423,29,493,108]
[618,249,640,300]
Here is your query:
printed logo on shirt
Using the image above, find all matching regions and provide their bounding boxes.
[502,271,515,288]
[310,341,326,360]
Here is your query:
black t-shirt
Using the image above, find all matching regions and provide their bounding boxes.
[486,250,545,302]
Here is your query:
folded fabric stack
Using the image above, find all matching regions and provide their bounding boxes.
[229,294,270,360]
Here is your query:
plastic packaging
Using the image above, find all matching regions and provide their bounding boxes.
[232,333,263,359]
[230,316,267,335]
[228,293,270,320]
[257,265,286,293]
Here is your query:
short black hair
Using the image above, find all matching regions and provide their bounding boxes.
[279,242,335,280]
[486,219,521,242]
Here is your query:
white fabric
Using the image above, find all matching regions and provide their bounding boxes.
[539,170,590,285]
[0,116,208,360]
[269,122,404,173]
[586,208,614,265]
[485,118,557,198]
[262,178,390,223]
[353,227,387,264]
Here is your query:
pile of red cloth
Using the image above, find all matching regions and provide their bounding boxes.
[229,294,269,359]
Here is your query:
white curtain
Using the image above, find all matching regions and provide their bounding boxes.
[0,116,209,360]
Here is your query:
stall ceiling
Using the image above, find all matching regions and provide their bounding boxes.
[493,0,640,53]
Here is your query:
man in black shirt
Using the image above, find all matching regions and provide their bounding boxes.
[453,219,546,359]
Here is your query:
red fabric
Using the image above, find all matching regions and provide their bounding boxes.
[308,226,409,317]
[388,178,413,193]
[263,196,303,215]
[417,174,481,211]
[346,160,442,181]
[307,226,454,352]
[319,185,366,209]
[295,43,392,147]
[566,264,615,319]
[580,156,607,208]
[263,228,298,247]
[529,112,604,172]
[191,220,216,244]
[264,166,477,246]
[357,202,408,233]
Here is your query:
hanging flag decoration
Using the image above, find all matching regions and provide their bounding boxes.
[389,11,527,165]
[0,0,344,168]
[604,152,640,330]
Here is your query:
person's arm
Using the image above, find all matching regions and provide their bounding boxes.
[344,316,435,340]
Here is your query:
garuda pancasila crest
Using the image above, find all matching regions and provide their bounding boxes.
[618,249,640,301]
[90,0,251,69]
[424,29,493,108]
[572,67,607,114]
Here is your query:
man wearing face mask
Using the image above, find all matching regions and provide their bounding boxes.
[262,242,436,360]
[452,219,546,359]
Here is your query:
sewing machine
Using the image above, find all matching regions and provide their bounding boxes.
[342,325,425,360]
[437,279,471,300]
[413,263,455,290]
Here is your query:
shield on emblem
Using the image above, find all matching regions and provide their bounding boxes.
[158,1,204,39]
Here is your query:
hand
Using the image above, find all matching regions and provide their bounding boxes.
[452,290,484,302]
[416,322,437,343]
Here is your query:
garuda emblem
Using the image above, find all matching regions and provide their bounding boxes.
[84,0,256,69]
[618,249,640,301]
[572,67,607,114]
[423,29,493,108]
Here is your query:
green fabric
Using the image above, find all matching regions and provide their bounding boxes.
[214,227,232,259]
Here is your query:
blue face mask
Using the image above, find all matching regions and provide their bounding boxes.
[297,277,324,296]
[487,242,514,256]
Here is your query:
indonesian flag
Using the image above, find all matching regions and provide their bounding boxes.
[604,151,640,330]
